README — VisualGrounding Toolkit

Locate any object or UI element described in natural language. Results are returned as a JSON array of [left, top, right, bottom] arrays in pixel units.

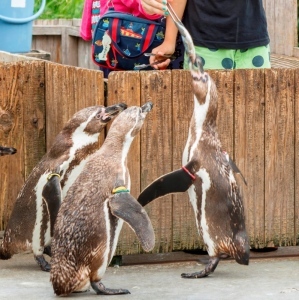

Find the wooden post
[[264, 68, 295, 246], [107, 71, 142, 255], [263, 0, 298, 56], [234, 69, 266, 248], [0, 61, 46, 229]]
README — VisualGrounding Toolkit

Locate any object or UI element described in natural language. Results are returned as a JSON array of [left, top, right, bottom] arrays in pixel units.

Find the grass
[[34, 0, 84, 19]]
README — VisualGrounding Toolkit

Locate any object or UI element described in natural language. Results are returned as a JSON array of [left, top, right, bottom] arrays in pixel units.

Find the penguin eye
[[95, 113, 102, 119]]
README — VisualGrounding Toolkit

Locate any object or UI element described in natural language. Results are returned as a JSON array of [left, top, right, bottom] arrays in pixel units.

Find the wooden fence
[[1, 54, 299, 255], [32, 19, 97, 69]]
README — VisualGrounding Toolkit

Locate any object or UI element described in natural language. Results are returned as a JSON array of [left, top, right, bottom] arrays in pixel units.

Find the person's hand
[[141, 0, 173, 16], [149, 40, 176, 70]]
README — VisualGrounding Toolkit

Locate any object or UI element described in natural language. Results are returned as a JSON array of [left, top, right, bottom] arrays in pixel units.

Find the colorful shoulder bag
[[92, 9, 167, 71]]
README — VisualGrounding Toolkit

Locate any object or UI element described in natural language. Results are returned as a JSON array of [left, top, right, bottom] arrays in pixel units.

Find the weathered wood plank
[[263, 0, 297, 56], [271, 54, 299, 69], [32, 36, 61, 63], [234, 69, 265, 248], [22, 62, 46, 177], [171, 70, 201, 251], [265, 68, 295, 247], [263, 0, 274, 51], [210, 70, 234, 154], [107, 71, 142, 255], [0, 51, 38, 63], [33, 26, 64, 35], [62, 29, 78, 66], [295, 69, 299, 246], [78, 40, 98, 70], [139, 70, 173, 253], [45, 62, 104, 148], [0, 61, 46, 229]]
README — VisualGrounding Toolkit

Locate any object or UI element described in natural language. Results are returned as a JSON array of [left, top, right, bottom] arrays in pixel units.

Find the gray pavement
[[1, 252, 299, 300]]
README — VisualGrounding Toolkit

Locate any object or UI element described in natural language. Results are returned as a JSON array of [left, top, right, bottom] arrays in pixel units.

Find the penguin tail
[[233, 231, 250, 266], [51, 257, 89, 296], [0, 243, 12, 260], [235, 250, 249, 266]]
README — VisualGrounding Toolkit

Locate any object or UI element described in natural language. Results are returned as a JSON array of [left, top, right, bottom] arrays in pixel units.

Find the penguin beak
[[0, 146, 17, 156], [105, 103, 127, 116], [141, 101, 153, 113], [99, 103, 128, 122]]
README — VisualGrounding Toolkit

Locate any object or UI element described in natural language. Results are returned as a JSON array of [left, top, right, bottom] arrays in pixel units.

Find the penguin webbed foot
[[34, 254, 51, 272], [181, 270, 209, 278], [91, 281, 130, 295], [181, 256, 220, 279]]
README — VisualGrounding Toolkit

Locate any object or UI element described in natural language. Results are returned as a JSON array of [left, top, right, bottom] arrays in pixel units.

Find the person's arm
[[140, 0, 187, 69], [121, 0, 162, 19], [80, 0, 93, 41]]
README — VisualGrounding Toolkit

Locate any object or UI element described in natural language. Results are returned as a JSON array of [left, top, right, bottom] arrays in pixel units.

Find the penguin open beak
[[141, 101, 153, 113], [0, 146, 17, 156], [100, 103, 128, 122]]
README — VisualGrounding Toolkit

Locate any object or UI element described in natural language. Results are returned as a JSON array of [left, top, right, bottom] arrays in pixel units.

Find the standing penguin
[[0, 146, 17, 156], [0, 103, 127, 272], [50, 102, 154, 296], [137, 4, 249, 278]]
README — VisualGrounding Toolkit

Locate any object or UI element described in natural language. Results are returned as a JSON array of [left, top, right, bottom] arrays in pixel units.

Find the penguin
[[137, 4, 249, 278], [0, 146, 17, 156], [50, 102, 154, 296], [0, 103, 127, 272]]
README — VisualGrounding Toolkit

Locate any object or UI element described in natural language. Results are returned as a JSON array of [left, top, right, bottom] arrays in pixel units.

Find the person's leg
[[184, 46, 236, 70], [234, 45, 271, 69], [184, 45, 271, 70]]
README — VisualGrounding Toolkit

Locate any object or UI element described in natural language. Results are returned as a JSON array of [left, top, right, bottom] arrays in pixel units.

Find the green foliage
[[34, 0, 85, 19]]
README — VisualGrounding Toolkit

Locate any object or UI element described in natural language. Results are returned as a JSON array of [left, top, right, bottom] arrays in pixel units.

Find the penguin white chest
[[96, 200, 124, 279], [189, 168, 216, 256], [32, 174, 51, 253]]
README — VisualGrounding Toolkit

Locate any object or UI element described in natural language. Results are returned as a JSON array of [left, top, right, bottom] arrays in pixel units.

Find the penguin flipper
[[109, 193, 155, 252], [221, 150, 247, 186], [137, 162, 196, 207], [227, 157, 247, 186], [42, 173, 62, 236]]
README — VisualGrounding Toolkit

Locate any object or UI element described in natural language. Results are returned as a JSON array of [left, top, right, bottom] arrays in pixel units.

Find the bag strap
[[142, 24, 156, 52], [111, 18, 119, 42]]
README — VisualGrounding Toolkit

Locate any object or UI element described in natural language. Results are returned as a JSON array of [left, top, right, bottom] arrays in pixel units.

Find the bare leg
[[91, 281, 130, 295], [181, 256, 220, 278], [34, 254, 51, 272]]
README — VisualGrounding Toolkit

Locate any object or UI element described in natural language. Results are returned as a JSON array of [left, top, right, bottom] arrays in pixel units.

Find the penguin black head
[[77, 103, 127, 135]]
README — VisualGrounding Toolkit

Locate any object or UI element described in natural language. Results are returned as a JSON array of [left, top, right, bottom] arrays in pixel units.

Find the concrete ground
[[1, 252, 299, 300]]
